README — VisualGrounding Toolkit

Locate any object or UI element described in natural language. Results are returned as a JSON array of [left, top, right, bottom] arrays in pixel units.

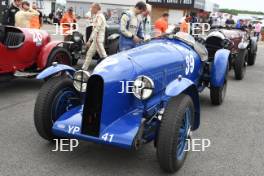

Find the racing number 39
[[185, 55, 195, 75]]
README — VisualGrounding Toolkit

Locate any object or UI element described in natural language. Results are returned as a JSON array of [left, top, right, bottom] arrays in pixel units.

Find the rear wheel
[[234, 49, 247, 80], [47, 47, 72, 67], [34, 76, 80, 141], [157, 94, 194, 173]]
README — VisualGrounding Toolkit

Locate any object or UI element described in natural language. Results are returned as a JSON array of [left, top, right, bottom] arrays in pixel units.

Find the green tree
[[219, 9, 264, 15]]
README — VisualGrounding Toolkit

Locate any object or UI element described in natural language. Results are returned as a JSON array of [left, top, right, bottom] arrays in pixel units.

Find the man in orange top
[[154, 13, 169, 36], [60, 7, 77, 37], [180, 15, 190, 33], [30, 2, 42, 29]]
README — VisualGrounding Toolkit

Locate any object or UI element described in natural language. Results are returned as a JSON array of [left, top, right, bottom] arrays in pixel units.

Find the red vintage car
[[0, 25, 72, 80]]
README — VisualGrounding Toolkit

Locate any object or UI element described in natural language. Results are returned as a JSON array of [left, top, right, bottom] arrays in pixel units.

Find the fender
[[165, 78, 194, 97], [165, 78, 200, 130], [37, 64, 76, 80], [210, 49, 230, 87], [37, 40, 63, 69]]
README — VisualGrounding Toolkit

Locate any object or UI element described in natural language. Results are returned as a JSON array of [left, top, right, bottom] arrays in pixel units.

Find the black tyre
[[47, 47, 72, 67], [0, 74, 14, 82], [234, 49, 247, 80], [157, 94, 194, 173], [248, 45, 257, 66], [210, 77, 227, 105], [34, 76, 80, 141]]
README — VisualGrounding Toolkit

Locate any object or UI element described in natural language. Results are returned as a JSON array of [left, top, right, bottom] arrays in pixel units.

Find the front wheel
[[210, 61, 228, 105], [157, 94, 194, 173], [210, 78, 227, 105], [34, 76, 80, 141], [234, 49, 247, 80]]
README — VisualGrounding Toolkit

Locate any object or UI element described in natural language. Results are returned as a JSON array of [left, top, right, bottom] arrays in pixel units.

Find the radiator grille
[[4, 32, 24, 47], [81, 75, 104, 137]]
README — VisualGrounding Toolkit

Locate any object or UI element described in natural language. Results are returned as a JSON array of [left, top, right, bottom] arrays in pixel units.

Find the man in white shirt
[[82, 3, 107, 70]]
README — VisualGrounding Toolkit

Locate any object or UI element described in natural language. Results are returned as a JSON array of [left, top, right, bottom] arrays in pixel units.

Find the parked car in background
[[34, 32, 229, 173], [0, 25, 74, 81], [62, 24, 119, 65], [205, 27, 258, 80], [63, 31, 86, 65], [85, 23, 120, 56]]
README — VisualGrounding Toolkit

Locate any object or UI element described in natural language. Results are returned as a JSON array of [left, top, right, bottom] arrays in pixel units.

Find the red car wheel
[[47, 47, 72, 66]]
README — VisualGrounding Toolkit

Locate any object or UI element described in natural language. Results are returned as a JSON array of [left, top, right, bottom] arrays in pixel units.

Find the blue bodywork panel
[[37, 64, 76, 79], [210, 49, 230, 87], [165, 78, 195, 97]]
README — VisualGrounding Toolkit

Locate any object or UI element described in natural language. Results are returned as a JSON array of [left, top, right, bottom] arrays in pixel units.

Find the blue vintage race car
[[34, 32, 229, 173]]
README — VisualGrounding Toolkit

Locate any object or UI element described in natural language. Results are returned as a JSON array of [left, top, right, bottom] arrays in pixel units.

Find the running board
[[14, 71, 38, 77]]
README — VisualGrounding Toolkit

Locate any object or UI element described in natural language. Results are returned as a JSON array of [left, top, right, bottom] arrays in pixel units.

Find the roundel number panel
[[185, 54, 195, 75]]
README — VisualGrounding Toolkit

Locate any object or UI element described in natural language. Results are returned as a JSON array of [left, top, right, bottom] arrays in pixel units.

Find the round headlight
[[73, 70, 90, 92], [132, 75, 154, 100], [73, 35, 81, 42]]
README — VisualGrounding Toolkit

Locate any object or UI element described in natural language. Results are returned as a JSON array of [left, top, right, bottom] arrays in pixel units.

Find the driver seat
[[193, 42, 208, 62]]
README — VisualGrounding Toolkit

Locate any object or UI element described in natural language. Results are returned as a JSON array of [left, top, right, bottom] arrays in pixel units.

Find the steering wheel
[[222, 38, 234, 49]]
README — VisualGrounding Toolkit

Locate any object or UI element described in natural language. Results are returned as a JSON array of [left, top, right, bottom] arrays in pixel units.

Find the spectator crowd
[[2, 0, 42, 28]]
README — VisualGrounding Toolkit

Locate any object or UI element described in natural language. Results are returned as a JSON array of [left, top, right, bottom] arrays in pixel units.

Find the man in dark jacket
[[2, 0, 22, 26]]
